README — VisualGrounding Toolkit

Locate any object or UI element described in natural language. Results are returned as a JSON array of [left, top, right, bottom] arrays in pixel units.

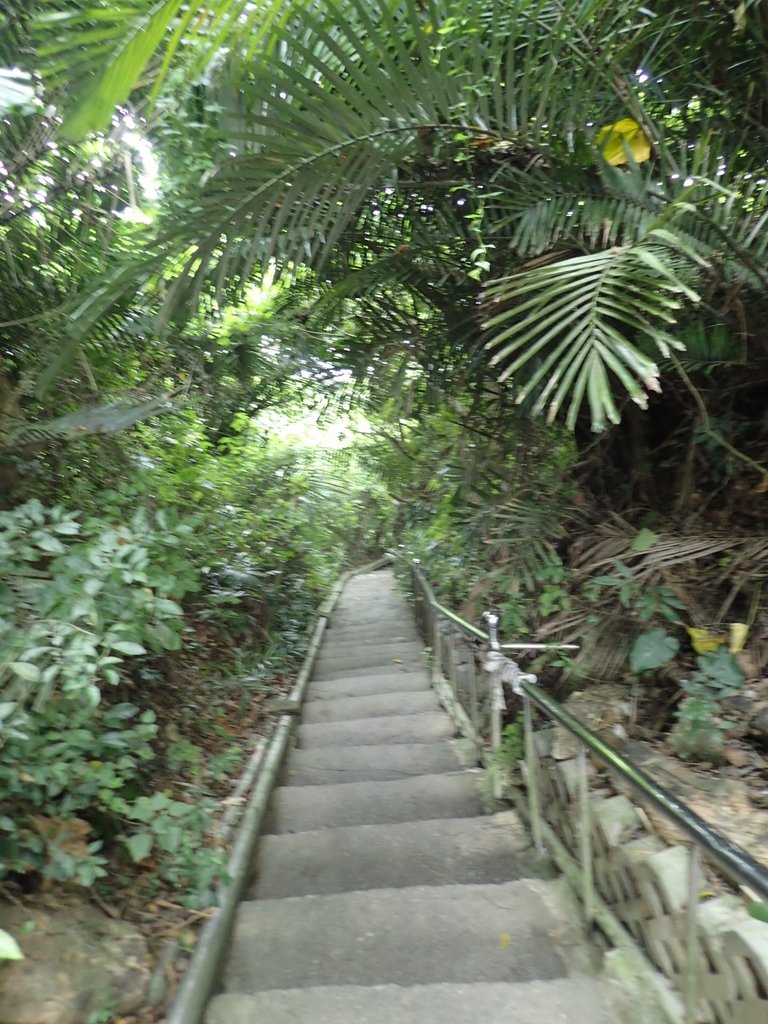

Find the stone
[[0, 901, 150, 1024]]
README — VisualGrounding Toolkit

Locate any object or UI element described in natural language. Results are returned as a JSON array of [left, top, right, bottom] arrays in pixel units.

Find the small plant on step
[[669, 648, 744, 762], [492, 719, 525, 772], [583, 559, 685, 623], [536, 553, 572, 620]]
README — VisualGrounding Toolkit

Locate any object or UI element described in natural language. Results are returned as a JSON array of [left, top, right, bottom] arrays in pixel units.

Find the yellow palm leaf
[[597, 118, 651, 166], [729, 622, 749, 653], [686, 626, 726, 654]]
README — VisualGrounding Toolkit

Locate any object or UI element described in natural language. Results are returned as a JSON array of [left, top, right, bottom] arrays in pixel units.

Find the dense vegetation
[[1, 0, 767, 970]]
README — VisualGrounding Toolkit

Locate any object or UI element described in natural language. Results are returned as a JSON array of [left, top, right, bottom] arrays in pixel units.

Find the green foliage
[[682, 649, 745, 703], [22, 0, 767, 433], [0, 700, 156, 885], [492, 719, 525, 770], [117, 791, 227, 908], [0, 499, 196, 727], [391, 398, 578, 626], [669, 650, 745, 762], [629, 629, 680, 674], [2, 0, 767, 914], [537, 554, 572, 620], [584, 560, 685, 623], [0, 408, 391, 904], [0, 928, 23, 960]]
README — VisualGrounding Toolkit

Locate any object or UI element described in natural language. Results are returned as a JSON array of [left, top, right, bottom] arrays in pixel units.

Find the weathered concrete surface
[[0, 901, 150, 1024], [308, 671, 429, 700], [297, 711, 455, 748], [312, 654, 426, 680], [250, 812, 548, 898], [266, 772, 483, 833], [208, 977, 623, 1024], [281, 741, 461, 785], [301, 689, 438, 724], [224, 881, 568, 991]]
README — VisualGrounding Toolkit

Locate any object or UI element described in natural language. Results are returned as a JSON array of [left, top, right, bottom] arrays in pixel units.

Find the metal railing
[[408, 558, 768, 1024]]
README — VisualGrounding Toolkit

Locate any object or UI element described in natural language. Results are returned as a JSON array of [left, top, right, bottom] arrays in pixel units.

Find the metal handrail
[[410, 563, 489, 641], [522, 683, 768, 902], [409, 559, 768, 902]]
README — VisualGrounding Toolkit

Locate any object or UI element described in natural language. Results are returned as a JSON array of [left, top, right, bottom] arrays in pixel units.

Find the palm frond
[[34, 0, 321, 139], [0, 393, 176, 451], [482, 245, 697, 431]]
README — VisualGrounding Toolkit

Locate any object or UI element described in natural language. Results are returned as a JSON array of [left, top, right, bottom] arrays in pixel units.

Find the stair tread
[[208, 978, 620, 1024], [281, 741, 461, 785], [224, 880, 573, 992], [301, 689, 438, 724], [307, 672, 430, 700], [250, 811, 551, 898], [268, 771, 483, 832], [297, 711, 454, 748]]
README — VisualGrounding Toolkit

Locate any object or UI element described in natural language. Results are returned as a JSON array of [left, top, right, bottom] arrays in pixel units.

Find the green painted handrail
[[410, 559, 768, 903]]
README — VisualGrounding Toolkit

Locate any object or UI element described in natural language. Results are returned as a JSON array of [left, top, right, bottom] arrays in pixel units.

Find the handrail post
[[523, 691, 544, 853], [490, 679, 503, 799], [447, 619, 458, 701], [577, 746, 595, 927], [484, 611, 503, 799], [431, 599, 441, 691], [467, 655, 480, 763], [685, 843, 701, 1024]]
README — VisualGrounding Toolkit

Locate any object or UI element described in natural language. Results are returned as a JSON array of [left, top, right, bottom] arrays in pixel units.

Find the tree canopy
[[3, 0, 765, 435], [2, 0, 768, 967]]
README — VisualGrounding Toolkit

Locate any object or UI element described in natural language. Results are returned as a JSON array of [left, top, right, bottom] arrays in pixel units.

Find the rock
[[723, 746, 750, 768], [751, 706, 768, 740], [0, 901, 150, 1024], [551, 684, 634, 760]]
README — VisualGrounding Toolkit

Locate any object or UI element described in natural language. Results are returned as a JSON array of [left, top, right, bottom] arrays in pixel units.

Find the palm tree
[[26, 0, 768, 434]]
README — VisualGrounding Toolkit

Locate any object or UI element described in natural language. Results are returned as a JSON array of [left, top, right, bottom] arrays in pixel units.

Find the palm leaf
[[482, 245, 696, 431], [0, 393, 176, 451], [34, 0, 325, 139]]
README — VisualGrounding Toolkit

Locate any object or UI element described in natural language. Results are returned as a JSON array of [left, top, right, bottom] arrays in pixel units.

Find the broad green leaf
[[156, 825, 182, 853], [125, 831, 153, 863], [631, 528, 660, 553], [630, 629, 680, 673], [696, 648, 744, 688], [34, 534, 66, 554], [110, 641, 147, 656], [0, 929, 24, 961], [748, 902, 768, 924], [8, 662, 42, 683]]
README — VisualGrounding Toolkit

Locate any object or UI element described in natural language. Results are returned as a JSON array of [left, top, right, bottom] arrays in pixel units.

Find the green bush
[[0, 701, 156, 886], [1, 499, 197, 725]]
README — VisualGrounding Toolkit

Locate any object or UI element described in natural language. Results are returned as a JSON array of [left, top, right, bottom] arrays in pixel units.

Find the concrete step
[[281, 741, 460, 786], [313, 642, 425, 677], [328, 616, 413, 634], [250, 811, 542, 897], [208, 977, 620, 1024], [297, 712, 454, 749], [301, 690, 438, 725], [266, 772, 483, 833], [320, 635, 422, 654], [307, 672, 430, 700], [323, 625, 419, 643], [223, 880, 570, 992], [313, 656, 425, 681]]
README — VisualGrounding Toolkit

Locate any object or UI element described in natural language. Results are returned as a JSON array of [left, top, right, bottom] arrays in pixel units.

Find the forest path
[[205, 568, 623, 1023]]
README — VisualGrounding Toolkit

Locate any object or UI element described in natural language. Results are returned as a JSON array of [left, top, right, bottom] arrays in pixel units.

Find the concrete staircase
[[206, 568, 623, 1023]]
